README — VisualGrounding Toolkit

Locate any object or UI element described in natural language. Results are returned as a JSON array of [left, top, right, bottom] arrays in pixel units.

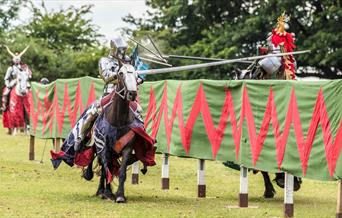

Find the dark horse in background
[[51, 62, 156, 203], [224, 60, 302, 198]]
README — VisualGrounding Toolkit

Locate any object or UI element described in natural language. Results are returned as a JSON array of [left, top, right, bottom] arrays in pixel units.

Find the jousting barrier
[[29, 77, 342, 217]]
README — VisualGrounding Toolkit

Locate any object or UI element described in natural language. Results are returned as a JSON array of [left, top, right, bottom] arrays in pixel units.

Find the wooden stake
[[284, 173, 294, 217], [197, 159, 206, 198], [239, 166, 248, 207], [161, 153, 170, 189], [54, 138, 60, 152], [29, 135, 35, 160]]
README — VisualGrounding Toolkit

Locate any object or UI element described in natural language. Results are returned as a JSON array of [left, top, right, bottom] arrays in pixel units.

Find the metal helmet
[[110, 34, 128, 60], [40, 77, 50, 85]]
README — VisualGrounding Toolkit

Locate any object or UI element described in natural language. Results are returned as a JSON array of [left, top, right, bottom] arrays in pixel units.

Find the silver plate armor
[[257, 34, 282, 75], [258, 56, 282, 75], [110, 34, 128, 60], [110, 35, 128, 51], [4, 65, 20, 88], [98, 56, 119, 94]]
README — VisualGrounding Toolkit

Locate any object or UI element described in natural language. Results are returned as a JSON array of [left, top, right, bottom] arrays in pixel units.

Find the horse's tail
[[82, 159, 94, 181]]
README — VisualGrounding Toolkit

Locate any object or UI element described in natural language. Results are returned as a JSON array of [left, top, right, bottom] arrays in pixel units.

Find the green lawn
[[0, 126, 338, 218]]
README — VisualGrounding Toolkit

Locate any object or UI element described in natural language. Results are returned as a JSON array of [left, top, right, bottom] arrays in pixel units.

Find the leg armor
[[80, 108, 99, 139], [74, 102, 101, 151]]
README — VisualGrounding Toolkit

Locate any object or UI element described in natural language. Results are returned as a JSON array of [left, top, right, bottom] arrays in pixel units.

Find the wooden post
[[161, 153, 170, 189], [197, 159, 206, 198], [337, 180, 342, 218], [131, 161, 139, 184], [284, 172, 294, 218], [29, 135, 35, 160], [239, 166, 248, 207], [54, 138, 61, 152]]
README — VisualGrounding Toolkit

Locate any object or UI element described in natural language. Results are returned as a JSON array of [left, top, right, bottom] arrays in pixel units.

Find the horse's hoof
[[293, 177, 302, 191], [293, 183, 301, 191], [274, 177, 284, 189], [263, 190, 276, 198], [102, 192, 115, 201], [82, 168, 94, 181], [116, 196, 126, 203], [141, 168, 147, 175], [96, 188, 104, 197]]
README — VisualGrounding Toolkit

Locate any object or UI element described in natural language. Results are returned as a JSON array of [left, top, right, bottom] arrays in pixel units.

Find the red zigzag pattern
[[30, 81, 97, 137], [144, 82, 342, 176]]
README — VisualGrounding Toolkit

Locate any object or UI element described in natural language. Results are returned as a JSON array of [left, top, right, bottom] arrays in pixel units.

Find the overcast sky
[[19, 0, 149, 39]]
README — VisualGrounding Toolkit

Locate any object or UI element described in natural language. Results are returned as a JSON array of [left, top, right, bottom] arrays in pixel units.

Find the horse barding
[[51, 62, 156, 203], [2, 64, 32, 134]]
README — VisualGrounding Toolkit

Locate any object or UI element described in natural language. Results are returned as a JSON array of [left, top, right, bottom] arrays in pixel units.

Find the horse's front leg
[[261, 171, 276, 198], [141, 163, 148, 175], [274, 172, 285, 188], [97, 165, 106, 197], [116, 145, 133, 203], [97, 157, 114, 201]]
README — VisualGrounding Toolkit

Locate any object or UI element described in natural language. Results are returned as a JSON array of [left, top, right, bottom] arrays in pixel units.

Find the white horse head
[[117, 63, 138, 101], [15, 66, 31, 96]]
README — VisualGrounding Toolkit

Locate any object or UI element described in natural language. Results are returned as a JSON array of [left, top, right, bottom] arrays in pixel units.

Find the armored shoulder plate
[[98, 57, 120, 94], [99, 57, 118, 73], [4, 66, 19, 87]]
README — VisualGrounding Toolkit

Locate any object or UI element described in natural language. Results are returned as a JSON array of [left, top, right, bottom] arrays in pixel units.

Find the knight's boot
[[75, 112, 98, 151]]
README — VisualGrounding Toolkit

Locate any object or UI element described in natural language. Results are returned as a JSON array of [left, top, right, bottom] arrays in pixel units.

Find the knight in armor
[[259, 12, 297, 80], [1, 45, 30, 112], [264, 12, 296, 79], [240, 12, 297, 80], [65, 34, 144, 152], [40, 77, 50, 85]]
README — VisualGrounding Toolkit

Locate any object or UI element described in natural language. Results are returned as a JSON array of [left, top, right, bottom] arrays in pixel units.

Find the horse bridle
[[115, 85, 127, 99], [115, 69, 130, 100], [114, 64, 138, 100]]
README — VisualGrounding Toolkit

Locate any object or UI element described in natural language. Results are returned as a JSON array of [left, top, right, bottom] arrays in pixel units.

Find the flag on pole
[[131, 45, 149, 79]]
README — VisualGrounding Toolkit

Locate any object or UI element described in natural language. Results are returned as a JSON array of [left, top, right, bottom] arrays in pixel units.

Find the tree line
[[126, 0, 342, 80], [0, 0, 106, 89]]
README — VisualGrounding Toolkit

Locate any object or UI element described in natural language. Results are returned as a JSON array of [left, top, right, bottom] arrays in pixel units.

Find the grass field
[[0, 126, 339, 218]]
